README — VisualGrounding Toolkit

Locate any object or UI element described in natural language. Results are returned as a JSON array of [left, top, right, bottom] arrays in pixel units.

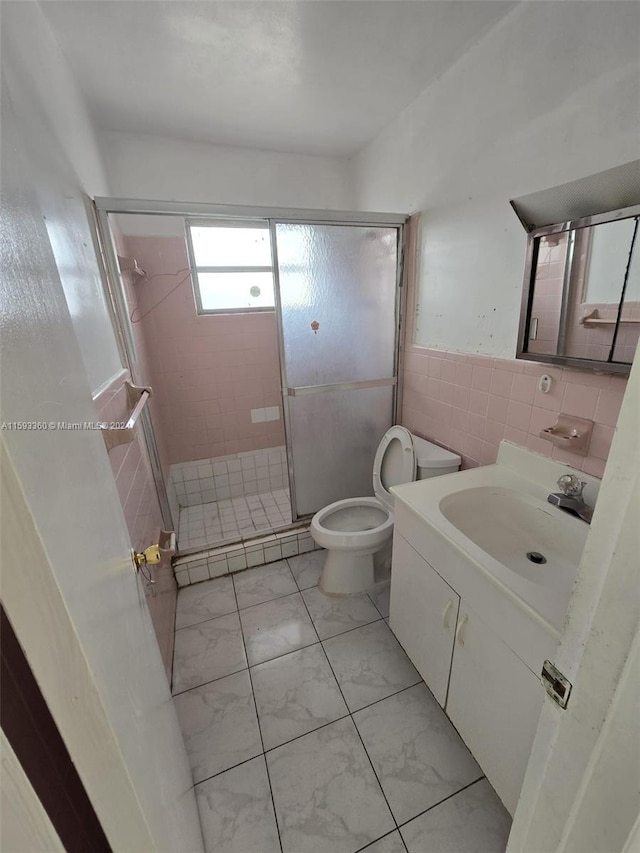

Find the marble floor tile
[[240, 592, 318, 666], [174, 670, 262, 782], [251, 643, 348, 750], [353, 683, 482, 825], [266, 716, 395, 853], [233, 561, 297, 609], [175, 576, 237, 630], [288, 550, 325, 590], [196, 756, 280, 853], [323, 621, 420, 712], [401, 779, 511, 853], [302, 586, 381, 640], [361, 831, 407, 853], [368, 581, 391, 619], [173, 612, 247, 694]]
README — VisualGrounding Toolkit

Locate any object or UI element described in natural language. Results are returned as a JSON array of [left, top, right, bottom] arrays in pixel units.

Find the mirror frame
[[517, 203, 640, 376]]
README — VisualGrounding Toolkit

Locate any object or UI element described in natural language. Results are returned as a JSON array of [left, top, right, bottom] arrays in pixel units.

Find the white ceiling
[[42, 1, 516, 157]]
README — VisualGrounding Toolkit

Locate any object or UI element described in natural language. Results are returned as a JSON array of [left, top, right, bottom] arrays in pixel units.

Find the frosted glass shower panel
[[275, 224, 398, 387], [288, 387, 394, 516]]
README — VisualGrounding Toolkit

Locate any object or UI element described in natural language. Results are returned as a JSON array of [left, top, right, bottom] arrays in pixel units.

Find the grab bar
[[101, 381, 152, 451]]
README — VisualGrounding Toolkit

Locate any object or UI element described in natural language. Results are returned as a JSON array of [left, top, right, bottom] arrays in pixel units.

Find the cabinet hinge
[[541, 660, 572, 709]]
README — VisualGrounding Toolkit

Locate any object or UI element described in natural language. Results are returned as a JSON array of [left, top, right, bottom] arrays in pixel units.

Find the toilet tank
[[411, 435, 461, 480]]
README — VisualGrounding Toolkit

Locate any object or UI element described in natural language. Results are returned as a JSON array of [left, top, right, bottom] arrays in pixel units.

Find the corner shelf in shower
[[101, 381, 153, 452]]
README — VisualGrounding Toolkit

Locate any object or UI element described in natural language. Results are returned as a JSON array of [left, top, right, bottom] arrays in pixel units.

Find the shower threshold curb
[[172, 522, 320, 587]]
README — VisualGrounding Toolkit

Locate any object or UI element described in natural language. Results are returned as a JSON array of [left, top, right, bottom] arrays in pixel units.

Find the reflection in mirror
[[520, 207, 640, 373], [613, 232, 640, 362]]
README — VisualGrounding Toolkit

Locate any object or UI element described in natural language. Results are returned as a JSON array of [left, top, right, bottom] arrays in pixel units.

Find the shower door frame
[[268, 217, 406, 521], [93, 197, 407, 529]]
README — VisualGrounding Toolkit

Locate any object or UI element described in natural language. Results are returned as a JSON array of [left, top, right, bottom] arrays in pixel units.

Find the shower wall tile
[[121, 235, 285, 468], [168, 445, 288, 508]]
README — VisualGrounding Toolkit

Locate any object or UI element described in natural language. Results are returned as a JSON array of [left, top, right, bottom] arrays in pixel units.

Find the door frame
[[93, 198, 407, 523], [507, 343, 640, 851], [91, 201, 174, 532], [0, 437, 159, 850]]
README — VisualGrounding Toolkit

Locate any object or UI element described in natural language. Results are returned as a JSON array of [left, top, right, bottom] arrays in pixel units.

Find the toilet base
[[318, 549, 377, 596]]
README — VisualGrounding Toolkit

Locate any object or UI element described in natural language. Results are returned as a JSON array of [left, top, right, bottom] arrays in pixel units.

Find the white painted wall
[[100, 129, 354, 211], [1, 2, 122, 392], [353, 2, 640, 358]]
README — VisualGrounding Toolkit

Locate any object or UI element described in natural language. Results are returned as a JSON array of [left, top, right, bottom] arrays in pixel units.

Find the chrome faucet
[[548, 474, 593, 524]]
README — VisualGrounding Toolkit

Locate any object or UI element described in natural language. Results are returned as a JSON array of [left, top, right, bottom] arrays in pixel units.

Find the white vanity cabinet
[[446, 601, 544, 815], [390, 535, 459, 707], [390, 531, 546, 816]]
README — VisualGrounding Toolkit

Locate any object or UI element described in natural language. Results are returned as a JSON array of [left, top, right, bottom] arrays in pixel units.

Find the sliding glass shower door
[[273, 222, 401, 517]]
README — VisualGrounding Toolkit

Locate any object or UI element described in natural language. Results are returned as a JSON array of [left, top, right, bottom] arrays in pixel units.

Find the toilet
[[310, 426, 461, 595]]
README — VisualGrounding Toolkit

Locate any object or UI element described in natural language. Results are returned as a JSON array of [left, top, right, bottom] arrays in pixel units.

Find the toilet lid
[[373, 426, 417, 511]]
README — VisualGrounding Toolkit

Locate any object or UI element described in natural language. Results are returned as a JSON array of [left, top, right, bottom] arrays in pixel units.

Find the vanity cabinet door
[[389, 534, 459, 707], [446, 602, 544, 816]]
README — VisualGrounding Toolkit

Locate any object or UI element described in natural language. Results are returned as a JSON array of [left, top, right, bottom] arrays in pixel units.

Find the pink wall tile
[[452, 385, 470, 411], [510, 374, 537, 405], [471, 365, 493, 392], [401, 342, 630, 478], [454, 361, 473, 387], [594, 387, 625, 427], [469, 390, 489, 417], [562, 383, 600, 420], [506, 400, 532, 432], [122, 235, 285, 465], [486, 394, 509, 424], [484, 419, 506, 447], [490, 369, 513, 399]]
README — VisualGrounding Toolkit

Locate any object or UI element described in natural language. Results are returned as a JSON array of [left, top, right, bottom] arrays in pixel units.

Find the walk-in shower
[[96, 200, 405, 555]]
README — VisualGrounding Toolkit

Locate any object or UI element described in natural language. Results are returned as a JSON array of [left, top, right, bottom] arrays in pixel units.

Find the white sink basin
[[392, 442, 597, 633], [439, 486, 586, 588]]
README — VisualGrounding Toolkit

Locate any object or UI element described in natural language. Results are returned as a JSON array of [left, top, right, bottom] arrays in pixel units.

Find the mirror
[[518, 205, 640, 374]]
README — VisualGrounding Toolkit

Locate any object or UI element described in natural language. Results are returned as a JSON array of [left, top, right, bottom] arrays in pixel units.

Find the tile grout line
[[173, 577, 391, 698], [354, 828, 408, 853], [177, 567, 483, 851], [175, 586, 301, 634], [295, 590, 407, 851], [394, 775, 487, 836], [191, 679, 427, 783], [231, 572, 285, 853]]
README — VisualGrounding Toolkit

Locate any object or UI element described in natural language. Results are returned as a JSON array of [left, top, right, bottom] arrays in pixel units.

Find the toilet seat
[[372, 425, 417, 510], [311, 425, 418, 551], [311, 426, 456, 595]]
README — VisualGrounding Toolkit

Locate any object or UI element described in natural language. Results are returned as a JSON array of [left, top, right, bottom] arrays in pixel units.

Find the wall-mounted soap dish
[[539, 414, 593, 456]]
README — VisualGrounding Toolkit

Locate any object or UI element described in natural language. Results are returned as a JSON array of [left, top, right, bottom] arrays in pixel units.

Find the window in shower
[[187, 219, 275, 313]]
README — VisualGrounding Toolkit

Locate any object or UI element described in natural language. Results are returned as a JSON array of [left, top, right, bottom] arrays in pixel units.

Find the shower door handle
[[285, 377, 397, 397]]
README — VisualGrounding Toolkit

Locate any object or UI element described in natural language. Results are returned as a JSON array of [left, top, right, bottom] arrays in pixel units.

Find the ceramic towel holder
[[539, 414, 594, 456]]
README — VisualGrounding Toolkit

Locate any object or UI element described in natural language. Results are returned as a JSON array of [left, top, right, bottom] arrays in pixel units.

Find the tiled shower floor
[[172, 552, 512, 853], [178, 489, 292, 549]]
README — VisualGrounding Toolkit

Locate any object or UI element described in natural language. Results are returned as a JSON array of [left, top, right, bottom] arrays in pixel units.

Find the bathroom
[[1, 2, 639, 852]]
